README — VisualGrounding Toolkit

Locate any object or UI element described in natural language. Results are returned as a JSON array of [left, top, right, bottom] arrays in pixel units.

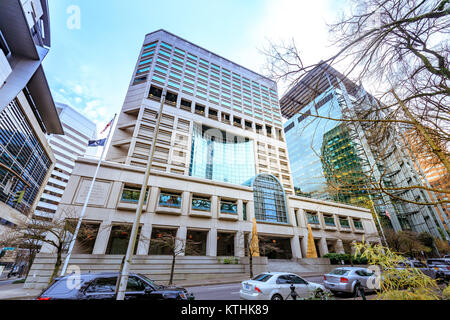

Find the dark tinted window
[[127, 277, 146, 292], [86, 277, 117, 293], [44, 279, 77, 296], [330, 269, 349, 275], [413, 262, 426, 268], [276, 275, 291, 284], [289, 275, 307, 285], [252, 274, 273, 282]]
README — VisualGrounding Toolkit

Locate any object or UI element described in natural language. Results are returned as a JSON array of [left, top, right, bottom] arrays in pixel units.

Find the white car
[[240, 272, 325, 300]]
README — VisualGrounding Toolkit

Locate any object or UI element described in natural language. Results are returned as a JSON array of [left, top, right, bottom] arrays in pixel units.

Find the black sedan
[[36, 272, 195, 300]]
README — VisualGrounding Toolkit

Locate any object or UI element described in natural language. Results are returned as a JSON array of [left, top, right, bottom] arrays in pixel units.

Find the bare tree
[[149, 232, 201, 285], [262, 0, 449, 211], [242, 234, 282, 278], [0, 208, 98, 284]]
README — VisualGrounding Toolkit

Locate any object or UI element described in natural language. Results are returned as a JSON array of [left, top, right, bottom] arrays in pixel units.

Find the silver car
[[240, 272, 325, 300], [323, 267, 377, 296]]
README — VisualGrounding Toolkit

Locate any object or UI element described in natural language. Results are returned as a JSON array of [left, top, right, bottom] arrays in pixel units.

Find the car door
[[125, 276, 148, 300], [289, 275, 310, 298], [354, 269, 371, 289], [275, 275, 293, 299], [83, 277, 117, 300]]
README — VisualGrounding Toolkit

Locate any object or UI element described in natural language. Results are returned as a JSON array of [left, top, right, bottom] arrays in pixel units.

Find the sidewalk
[[0, 283, 42, 300]]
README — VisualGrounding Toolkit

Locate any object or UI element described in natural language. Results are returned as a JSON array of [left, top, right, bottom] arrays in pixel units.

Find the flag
[[100, 118, 114, 134], [385, 209, 391, 220], [88, 138, 106, 147]]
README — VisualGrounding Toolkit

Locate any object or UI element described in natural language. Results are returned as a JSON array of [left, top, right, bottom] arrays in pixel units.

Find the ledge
[[218, 212, 239, 221], [339, 227, 352, 233], [354, 229, 365, 234], [155, 206, 182, 216], [309, 223, 322, 229], [189, 209, 212, 218], [324, 225, 337, 231]]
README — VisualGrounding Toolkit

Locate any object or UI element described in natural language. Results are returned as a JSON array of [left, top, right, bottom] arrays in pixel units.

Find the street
[[187, 275, 373, 300]]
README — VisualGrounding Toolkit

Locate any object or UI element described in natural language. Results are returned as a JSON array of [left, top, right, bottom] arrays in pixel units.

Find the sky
[[44, 0, 345, 134]]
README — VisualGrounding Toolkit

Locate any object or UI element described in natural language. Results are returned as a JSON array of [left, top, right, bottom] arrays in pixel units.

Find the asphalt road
[[187, 275, 374, 300]]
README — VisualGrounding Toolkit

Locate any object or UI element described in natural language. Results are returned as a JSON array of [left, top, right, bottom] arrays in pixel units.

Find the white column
[[290, 236, 302, 259], [211, 195, 219, 219], [300, 236, 308, 258], [206, 228, 217, 257], [234, 231, 245, 257], [176, 226, 187, 256], [92, 222, 112, 254], [319, 237, 329, 257], [237, 200, 243, 221], [136, 223, 152, 255]]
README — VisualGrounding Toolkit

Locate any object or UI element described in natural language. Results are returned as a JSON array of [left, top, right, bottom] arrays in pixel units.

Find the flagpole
[[60, 113, 117, 276]]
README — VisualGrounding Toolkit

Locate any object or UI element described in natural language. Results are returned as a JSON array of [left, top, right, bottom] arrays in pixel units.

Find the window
[[159, 192, 182, 208], [243, 202, 247, 221], [180, 99, 192, 112], [307, 212, 320, 224], [149, 85, 163, 100], [253, 174, 288, 224], [220, 200, 237, 214], [195, 104, 205, 115], [86, 277, 117, 293], [192, 195, 211, 211], [252, 274, 273, 282], [126, 277, 147, 292], [121, 186, 148, 203], [208, 108, 218, 120], [324, 215, 335, 226], [353, 219, 363, 230], [233, 117, 241, 127], [165, 91, 177, 105], [339, 217, 350, 228]]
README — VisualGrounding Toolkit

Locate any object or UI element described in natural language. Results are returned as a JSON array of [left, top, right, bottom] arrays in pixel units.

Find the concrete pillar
[[147, 186, 159, 212], [176, 226, 187, 256], [336, 239, 345, 254], [237, 199, 243, 221], [290, 236, 302, 259], [300, 236, 308, 258], [181, 191, 190, 215], [206, 228, 217, 257], [211, 195, 219, 219], [136, 223, 152, 255], [92, 222, 112, 254], [289, 208, 297, 227], [234, 231, 245, 257], [319, 237, 329, 257], [247, 200, 255, 221]]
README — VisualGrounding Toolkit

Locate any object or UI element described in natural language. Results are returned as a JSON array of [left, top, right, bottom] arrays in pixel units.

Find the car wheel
[[271, 294, 283, 301]]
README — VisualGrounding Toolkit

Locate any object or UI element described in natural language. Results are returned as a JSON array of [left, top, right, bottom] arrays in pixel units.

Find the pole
[[116, 92, 166, 300], [60, 114, 117, 276], [368, 194, 388, 247]]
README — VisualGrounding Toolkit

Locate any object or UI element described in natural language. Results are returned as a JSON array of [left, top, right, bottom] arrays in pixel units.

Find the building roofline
[[144, 29, 276, 87]]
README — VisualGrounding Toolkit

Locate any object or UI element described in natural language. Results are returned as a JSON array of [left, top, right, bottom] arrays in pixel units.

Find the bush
[[324, 253, 368, 265]]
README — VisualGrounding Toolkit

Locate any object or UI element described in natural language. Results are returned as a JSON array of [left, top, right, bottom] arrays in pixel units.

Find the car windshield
[[137, 274, 160, 289], [329, 269, 349, 275], [252, 274, 273, 282]]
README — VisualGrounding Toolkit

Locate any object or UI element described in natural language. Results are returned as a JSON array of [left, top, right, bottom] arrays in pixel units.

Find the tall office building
[[280, 63, 449, 239], [0, 0, 63, 234], [34, 103, 97, 221], [30, 31, 380, 288], [106, 30, 294, 194]]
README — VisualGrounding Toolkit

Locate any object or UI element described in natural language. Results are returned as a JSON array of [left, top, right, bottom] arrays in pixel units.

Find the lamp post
[[116, 92, 166, 300]]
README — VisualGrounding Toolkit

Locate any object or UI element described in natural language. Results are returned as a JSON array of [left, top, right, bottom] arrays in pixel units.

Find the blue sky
[[44, 0, 342, 133]]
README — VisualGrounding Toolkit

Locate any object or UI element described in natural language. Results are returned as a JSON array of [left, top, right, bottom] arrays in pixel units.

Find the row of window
[[306, 211, 364, 230], [120, 186, 241, 216], [138, 41, 283, 125], [149, 85, 284, 136]]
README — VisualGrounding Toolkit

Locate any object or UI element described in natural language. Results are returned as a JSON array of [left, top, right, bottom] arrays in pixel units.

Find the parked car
[[323, 267, 378, 296], [240, 272, 325, 300], [37, 272, 194, 300], [395, 259, 438, 279], [426, 258, 450, 282]]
